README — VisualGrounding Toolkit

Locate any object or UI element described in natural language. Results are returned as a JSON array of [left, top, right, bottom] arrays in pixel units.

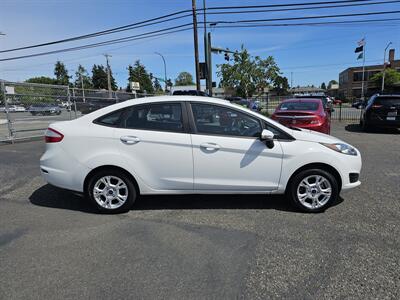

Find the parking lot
[[0, 121, 399, 299]]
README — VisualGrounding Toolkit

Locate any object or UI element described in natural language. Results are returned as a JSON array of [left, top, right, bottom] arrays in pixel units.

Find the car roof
[[375, 94, 400, 98]]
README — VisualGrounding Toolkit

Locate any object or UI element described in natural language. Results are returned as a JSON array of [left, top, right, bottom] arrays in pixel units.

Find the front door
[[190, 103, 283, 191]]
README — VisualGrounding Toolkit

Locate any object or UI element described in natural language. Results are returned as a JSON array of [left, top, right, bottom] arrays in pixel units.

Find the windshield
[[279, 101, 319, 111]]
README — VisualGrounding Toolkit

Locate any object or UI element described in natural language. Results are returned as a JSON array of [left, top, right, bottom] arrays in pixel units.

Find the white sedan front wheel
[[288, 169, 339, 213]]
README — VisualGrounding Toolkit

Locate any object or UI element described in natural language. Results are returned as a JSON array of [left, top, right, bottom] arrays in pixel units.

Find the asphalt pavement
[[0, 121, 399, 299]]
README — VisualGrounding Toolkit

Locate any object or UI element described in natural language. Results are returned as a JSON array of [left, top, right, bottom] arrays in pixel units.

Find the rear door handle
[[120, 136, 140, 145], [200, 143, 220, 151]]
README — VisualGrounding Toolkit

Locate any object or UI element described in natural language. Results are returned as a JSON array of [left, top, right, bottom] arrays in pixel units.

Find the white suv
[[40, 96, 362, 213]]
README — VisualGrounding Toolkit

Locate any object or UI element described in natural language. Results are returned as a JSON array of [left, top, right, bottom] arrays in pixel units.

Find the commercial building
[[338, 49, 400, 100]]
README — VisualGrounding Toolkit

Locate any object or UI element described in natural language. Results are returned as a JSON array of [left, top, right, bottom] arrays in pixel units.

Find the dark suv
[[360, 94, 400, 131]]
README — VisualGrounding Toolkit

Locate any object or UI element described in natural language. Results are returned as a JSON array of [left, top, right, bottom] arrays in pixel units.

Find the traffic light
[[224, 53, 230, 61]]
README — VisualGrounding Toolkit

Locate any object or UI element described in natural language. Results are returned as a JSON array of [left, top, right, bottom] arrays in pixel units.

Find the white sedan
[[40, 96, 362, 213]]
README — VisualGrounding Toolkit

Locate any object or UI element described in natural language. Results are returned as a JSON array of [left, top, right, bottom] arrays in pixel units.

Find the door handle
[[200, 143, 220, 151], [120, 136, 140, 145]]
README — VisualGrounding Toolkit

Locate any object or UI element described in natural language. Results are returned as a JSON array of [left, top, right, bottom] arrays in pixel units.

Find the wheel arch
[[83, 165, 140, 195], [285, 162, 342, 193]]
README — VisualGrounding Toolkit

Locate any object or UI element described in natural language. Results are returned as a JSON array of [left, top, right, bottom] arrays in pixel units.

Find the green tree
[[127, 60, 154, 93], [371, 69, 400, 92], [25, 76, 57, 85], [153, 77, 163, 93], [74, 65, 92, 89], [175, 71, 194, 86], [321, 82, 327, 90], [327, 79, 338, 89], [272, 76, 289, 96], [54, 61, 70, 85], [92, 64, 108, 89], [217, 45, 281, 98]]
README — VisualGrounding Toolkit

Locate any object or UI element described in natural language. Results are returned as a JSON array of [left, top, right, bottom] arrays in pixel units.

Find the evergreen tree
[[321, 82, 327, 90], [54, 61, 70, 85], [91, 64, 108, 89], [74, 65, 92, 89], [127, 60, 154, 94]]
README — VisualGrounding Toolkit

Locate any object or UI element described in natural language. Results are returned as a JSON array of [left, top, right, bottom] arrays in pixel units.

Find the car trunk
[[371, 98, 400, 121], [274, 111, 319, 126]]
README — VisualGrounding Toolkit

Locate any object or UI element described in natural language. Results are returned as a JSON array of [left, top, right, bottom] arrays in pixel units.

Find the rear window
[[279, 101, 319, 111], [374, 97, 400, 106]]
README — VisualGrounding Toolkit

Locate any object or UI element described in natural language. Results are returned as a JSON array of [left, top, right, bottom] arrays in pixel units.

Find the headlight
[[321, 143, 357, 156]]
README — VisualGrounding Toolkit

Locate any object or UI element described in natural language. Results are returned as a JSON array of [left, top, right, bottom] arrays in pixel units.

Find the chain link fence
[[1, 81, 362, 143], [0, 81, 146, 143]]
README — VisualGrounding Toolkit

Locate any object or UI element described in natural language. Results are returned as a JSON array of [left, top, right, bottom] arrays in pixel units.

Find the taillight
[[371, 104, 382, 109], [45, 128, 64, 143]]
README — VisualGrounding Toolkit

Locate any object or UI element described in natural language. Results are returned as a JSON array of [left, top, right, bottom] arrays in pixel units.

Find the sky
[[1, 0, 399, 89]]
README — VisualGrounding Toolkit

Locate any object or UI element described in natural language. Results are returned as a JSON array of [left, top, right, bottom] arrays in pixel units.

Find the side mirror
[[260, 129, 275, 149]]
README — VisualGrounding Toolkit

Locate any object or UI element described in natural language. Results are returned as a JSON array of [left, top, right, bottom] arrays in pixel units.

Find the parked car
[[352, 100, 364, 109], [333, 98, 342, 105], [172, 90, 210, 97], [0, 105, 26, 112], [271, 99, 331, 134], [294, 95, 334, 113], [76, 100, 117, 114], [40, 96, 361, 214], [360, 94, 400, 131], [28, 103, 61, 115]]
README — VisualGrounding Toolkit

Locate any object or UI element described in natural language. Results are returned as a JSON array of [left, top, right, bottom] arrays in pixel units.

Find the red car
[[271, 98, 331, 134]]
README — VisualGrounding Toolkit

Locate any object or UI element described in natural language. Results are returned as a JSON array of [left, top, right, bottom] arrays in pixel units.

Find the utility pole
[[80, 71, 86, 102], [382, 42, 392, 93], [155, 52, 167, 92], [360, 41, 366, 101], [290, 72, 293, 88], [203, 0, 208, 94], [104, 54, 112, 99], [192, 0, 201, 91], [207, 32, 213, 96]]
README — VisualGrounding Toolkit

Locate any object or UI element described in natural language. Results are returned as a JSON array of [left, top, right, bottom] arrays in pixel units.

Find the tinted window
[[95, 109, 124, 126], [122, 103, 183, 132], [374, 97, 400, 106], [280, 101, 319, 111], [191, 103, 262, 137]]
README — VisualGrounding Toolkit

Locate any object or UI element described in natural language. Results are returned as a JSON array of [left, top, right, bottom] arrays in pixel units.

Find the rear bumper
[[40, 144, 90, 192]]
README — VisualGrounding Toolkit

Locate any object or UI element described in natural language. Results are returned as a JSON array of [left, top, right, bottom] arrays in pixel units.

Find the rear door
[[189, 102, 283, 191], [112, 102, 194, 191]]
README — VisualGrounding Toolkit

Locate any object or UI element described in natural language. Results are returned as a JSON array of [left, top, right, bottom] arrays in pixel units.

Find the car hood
[[289, 127, 344, 144]]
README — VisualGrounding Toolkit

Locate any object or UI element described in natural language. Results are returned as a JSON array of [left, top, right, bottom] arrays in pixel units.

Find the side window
[[95, 109, 124, 126], [191, 103, 262, 137], [122, 103, 184, 133]]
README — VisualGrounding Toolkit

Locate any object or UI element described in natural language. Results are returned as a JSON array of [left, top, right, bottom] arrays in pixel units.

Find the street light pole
[[155, 52, 167, 92], [382, 42, 392, 93]]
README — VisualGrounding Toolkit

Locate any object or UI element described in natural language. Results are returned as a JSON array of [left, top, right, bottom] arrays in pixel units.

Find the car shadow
[[345, 123, 400, 134], [29, 184, 97, 214], [30, 184, 344, 214]]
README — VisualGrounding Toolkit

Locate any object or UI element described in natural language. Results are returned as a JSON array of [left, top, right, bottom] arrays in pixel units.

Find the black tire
[[86, 169, 136, 214], [361, 119, 371, 132], [286, 168, 339, 213]]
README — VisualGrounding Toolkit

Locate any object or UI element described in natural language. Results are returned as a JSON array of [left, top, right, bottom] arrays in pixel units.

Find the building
[[339, 48, 400, 100]]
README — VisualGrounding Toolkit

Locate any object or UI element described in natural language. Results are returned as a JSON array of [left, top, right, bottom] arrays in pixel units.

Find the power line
[[207, 17, 400, 28], [205, 10, 400, 25], [200, 0, 400, 15], [205, 0, 377, 10], [0, 25, 192, 62], [0, 10, 193, 54], [0, 0, 382, 54]]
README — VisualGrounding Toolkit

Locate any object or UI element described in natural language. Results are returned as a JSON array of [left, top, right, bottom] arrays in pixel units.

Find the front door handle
[[120, 136, 140, 145], [200, 142, 220, 151]]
